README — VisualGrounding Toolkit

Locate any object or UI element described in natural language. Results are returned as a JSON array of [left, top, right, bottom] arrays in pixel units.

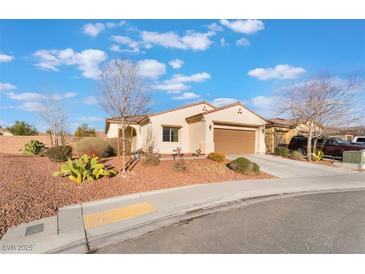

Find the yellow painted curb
[[84, 202, 156, 229]]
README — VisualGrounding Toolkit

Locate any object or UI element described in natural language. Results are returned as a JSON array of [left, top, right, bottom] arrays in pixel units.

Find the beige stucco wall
[[203, 105, 266, 154], [188, 120, 205, 153]]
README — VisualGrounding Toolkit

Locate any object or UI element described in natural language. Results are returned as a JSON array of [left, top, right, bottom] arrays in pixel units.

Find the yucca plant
[[312, 149, 324, 161], [53, 153, 117, 183], [23, 140, 46, 155]]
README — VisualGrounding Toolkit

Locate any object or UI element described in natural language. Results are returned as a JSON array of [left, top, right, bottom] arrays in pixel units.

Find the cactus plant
[[53, 154, 117, 183], [23, 140, 46, 155]]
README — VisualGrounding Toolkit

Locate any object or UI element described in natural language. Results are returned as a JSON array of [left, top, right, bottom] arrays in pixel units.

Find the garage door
[[214, 128, 256, 154]]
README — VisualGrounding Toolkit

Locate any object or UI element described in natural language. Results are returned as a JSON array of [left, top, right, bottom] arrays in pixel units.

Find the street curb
[[87, 187, 365, 253]]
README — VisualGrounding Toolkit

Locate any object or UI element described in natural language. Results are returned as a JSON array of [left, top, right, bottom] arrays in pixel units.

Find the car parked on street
[[288, 135, 365, 158], [353, 136, 365, 144]]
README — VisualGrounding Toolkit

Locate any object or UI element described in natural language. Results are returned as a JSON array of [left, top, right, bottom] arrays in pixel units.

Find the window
[[163, 127, 179, 142]]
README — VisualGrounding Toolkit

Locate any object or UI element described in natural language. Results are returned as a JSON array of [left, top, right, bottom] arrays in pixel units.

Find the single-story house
[[105, 101, 266, 155], [265, 118, 316, 153]]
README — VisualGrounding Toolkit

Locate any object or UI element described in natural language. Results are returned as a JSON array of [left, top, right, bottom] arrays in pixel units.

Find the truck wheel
[[298, 147, 306, 155]]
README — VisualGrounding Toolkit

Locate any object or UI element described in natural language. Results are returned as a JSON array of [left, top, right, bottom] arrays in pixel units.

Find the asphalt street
[[96, 190, 365, 253]]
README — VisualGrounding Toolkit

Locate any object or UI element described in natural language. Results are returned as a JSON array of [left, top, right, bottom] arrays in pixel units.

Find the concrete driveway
[[228, 154, 356, 178]]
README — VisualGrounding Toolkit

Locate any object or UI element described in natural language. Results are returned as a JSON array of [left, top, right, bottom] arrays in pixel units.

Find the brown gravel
[[0, 154, 272, 239]]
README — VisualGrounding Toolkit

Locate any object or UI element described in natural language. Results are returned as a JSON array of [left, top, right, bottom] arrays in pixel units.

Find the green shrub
[[207, 152, 225, 162], [142, 154, 160, 166], [274, 147, 289, 157], [174, 158, 187, 172], [46, 145, 72, 162], [75, 137, 114, 157], [74, 123, 97, 137], [23, 140, 46, 155], [7, 121, 38, 136], [227, 157, 260, 175], [53, 154, 117, 183], [290, 150, 305, 161]]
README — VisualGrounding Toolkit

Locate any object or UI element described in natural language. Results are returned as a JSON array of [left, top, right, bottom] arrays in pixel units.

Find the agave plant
[[23, 140, 46, 155], [53, 153, 117, 183]]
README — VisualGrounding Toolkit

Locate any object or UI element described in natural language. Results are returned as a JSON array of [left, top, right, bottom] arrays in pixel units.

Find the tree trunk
[[307, 129, 312, 162], [122, 126, 126, 173], [117, 127, 122, 172]]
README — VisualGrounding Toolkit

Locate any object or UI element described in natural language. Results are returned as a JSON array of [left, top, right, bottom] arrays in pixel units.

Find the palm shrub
[[207, 152, 225, 162], [274, 147, 289, 157], [227, 157, 260, 175], [46, 145, 73, 162], [53, 154, 117, 183], [23, 140, 46, 155]]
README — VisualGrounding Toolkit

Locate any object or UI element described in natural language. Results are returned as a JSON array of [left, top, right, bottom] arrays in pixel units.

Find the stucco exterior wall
[[203, 105, 266, 154]]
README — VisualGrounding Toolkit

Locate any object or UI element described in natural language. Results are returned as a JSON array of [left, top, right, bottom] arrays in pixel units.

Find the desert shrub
[[174, 158, 187, 172], [46, 145, 72, 162], [75, 137, 113, 157], [312, 149, 324, 161], [274, 147, 289, 157], [142, 154, 160, 166], [23, 140, 46, 156], [193, 148, 202, 157], [7, 121, 38, 136], [227, 157, 260, 175], [291, 150, 305, 161], [53, 154, 117, 183], [207, 152, 225, 162], [74, 123, 97, 137]]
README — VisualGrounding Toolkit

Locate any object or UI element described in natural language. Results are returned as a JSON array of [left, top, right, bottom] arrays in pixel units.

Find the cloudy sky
[[1, 19, 364, 131]]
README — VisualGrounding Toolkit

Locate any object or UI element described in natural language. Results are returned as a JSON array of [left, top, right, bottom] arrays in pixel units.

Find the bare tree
[[99, 59, 150, 173], [279, 75, 363, 161], [39, 100, 69, 147]]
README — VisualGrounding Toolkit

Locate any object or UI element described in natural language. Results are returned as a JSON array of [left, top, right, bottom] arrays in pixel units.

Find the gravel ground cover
[[0, 153, 272, 239]]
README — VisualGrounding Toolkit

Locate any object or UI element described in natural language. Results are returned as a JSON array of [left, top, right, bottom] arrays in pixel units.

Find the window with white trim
[[162, 127, 179, 142]]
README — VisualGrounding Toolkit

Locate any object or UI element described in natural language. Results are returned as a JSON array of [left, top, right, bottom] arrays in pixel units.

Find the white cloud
[[166, 72, 211, 84], [172, 92, 200, 100], [51, 92, 76, 101], [206, 23, 224, 33], [20, 101, 48, 112], [236, 38, 250, 47], [0, 82, 16, 91], [6, 92, 46, 101], [211, 97, 237, 107], [141, 31, 213, 51], [168, 59, 184, 69], [248, 64, 306, 80], [83, 96, 98, 105], [220, 19, 264, 34], [152, 82, 189, 92], [83, 23, 105, 37], [83, 21, 126, 37], [249, 95, 282, 117], [33, 48, 107, 80], [220, 38, 228, 47], [137, 59, 166, 79], [0, 54, 14, 62], [152, 72, 211, 93], [112, 35, 140, 53]]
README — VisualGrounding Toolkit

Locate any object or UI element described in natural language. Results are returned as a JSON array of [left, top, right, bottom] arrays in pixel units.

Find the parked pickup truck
[[288, 135, 365, 158], [353, 136, 365, 144]]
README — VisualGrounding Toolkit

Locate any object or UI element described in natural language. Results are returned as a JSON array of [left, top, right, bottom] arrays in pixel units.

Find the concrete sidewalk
[[1, 172, 365, 254]]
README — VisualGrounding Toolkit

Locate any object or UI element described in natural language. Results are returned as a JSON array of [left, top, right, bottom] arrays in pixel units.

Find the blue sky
[[1, 19, 364, 131]]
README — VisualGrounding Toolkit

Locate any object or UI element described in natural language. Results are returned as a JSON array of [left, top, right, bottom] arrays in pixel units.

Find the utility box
[[343, 150, 365, 164]]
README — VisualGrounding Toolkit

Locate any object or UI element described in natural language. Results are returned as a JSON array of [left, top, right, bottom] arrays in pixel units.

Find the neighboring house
[[265, 118, 314, 153], [325, 126, 365, 141], [105, 101, 266, 155]]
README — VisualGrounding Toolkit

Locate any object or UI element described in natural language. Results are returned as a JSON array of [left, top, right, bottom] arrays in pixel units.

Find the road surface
[[96, 190, 365, 253]]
